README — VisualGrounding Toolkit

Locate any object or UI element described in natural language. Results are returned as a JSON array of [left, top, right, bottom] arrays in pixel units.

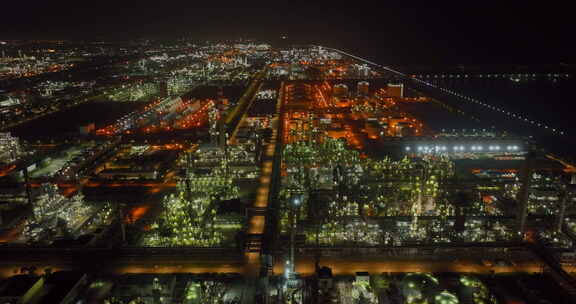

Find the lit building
[[24, 184, 112, 243], [0, 132, 22, 164], [0, 94, 20, 107], [387, 83, 404, 98], [402, 137, 526, 156]]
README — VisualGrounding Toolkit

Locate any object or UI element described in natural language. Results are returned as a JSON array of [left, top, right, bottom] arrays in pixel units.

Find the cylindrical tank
[[333, 84, 349, 98], [357, 81, 369, 96]]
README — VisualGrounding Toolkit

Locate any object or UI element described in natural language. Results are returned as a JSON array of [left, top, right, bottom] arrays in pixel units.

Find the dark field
[[8, 101, 144, 139]]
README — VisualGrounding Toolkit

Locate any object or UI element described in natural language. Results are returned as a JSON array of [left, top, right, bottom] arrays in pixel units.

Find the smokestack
[[517, 151, 535, 238]]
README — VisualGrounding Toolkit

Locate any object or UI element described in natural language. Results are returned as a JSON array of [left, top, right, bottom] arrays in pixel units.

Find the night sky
[[1, 1, 574, 64]]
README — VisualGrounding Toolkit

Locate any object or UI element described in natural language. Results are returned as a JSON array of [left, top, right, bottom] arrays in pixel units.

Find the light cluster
[[24, 184, 112, 243], [142, 147, 245, 247]]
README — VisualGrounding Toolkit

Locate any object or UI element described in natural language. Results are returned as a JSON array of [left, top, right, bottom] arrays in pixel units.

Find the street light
[[286, 191, 306, 286], [291, 194, 303, 207]]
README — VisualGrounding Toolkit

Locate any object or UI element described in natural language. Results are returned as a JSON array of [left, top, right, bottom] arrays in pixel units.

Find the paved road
[[243, 83, 282, 279], [0, 249, 246, 279], [4, 247, 574, 279], [273, 256, 552, 276]]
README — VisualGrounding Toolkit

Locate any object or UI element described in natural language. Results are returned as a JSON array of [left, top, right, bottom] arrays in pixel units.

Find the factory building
[[0, 132, 22, 163], [387, 83, 404, 98], [402, 137, 526, 155]]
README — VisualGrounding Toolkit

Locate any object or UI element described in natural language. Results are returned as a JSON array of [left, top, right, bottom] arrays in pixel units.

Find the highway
[[1, 246, 566, 279], [244, 86, 281, 279], [0, 247, 246, 279], [224, 67, 267, 142], [275, 256, 553, 276]]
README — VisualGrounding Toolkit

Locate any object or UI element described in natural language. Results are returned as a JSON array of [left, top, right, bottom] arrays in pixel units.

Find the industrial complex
[[0, 40, 575, 304]]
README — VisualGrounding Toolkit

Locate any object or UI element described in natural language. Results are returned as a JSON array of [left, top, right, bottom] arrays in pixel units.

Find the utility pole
[[23, 167, 33, 209], [118, 203, 126, 244], [287, 191, 303, 286], [290, 206, 296, 278], [556, 187, 569, 233]]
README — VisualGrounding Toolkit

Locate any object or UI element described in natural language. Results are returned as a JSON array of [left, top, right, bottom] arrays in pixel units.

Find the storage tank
[[333, 84, 349, 98], [387, 83, 404, 98], [357, 81, 369, 96]]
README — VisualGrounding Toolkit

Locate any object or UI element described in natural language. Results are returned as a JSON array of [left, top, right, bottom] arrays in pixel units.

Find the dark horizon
[[1, 2, 575, 65]]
